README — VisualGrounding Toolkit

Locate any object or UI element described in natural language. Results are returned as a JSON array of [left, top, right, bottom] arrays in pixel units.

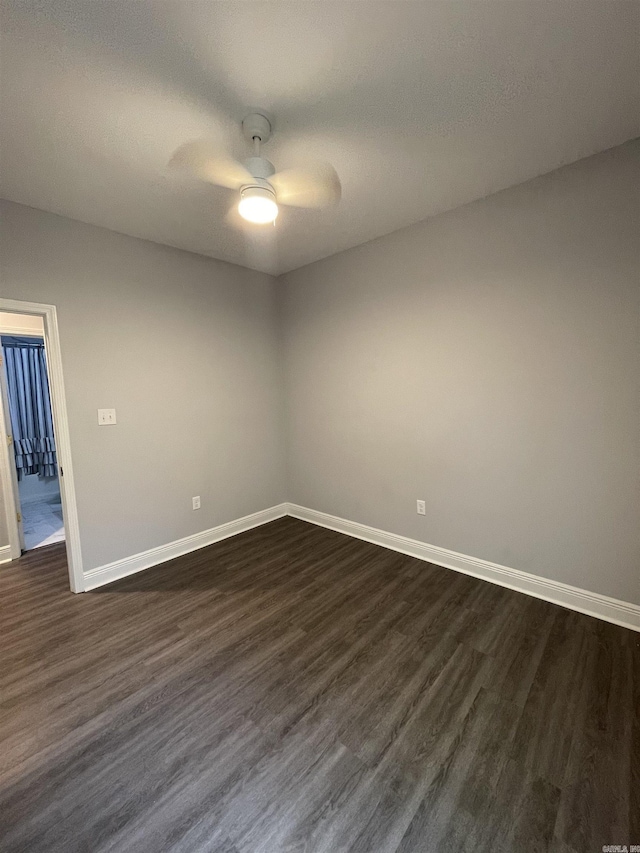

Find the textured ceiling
[[1, 1, 638, 275]]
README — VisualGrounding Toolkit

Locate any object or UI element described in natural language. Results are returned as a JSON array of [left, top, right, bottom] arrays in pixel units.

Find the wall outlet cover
[[97, 408, 116, 425]]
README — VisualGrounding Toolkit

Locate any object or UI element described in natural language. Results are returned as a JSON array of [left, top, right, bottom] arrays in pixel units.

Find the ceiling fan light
[[238, 185, 278, 224]]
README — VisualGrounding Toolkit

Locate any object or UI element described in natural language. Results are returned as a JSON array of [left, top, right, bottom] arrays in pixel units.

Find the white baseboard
[[79, 500, 640, 632], [287, 503, 640, 633], [0, 544, 12, 565], [83, 503, 288, 591]]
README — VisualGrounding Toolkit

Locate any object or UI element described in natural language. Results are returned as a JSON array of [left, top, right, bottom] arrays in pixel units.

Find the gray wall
[[0, 200, 285, 571], [281, 140, 640, 605], [1, 141, 638, 604]]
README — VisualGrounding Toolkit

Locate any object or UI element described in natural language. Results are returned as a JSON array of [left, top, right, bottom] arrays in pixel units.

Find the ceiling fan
[[169, 113, 341, 225]]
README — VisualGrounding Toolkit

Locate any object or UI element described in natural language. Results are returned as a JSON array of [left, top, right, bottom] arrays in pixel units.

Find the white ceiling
[[1, 2, 638, 276]]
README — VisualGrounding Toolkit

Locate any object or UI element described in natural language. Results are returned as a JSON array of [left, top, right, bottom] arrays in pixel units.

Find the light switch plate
[[98, 408, 117, 425]]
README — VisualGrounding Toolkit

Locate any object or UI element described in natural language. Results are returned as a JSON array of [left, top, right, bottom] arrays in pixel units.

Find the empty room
[[0, 2, 638, 851]]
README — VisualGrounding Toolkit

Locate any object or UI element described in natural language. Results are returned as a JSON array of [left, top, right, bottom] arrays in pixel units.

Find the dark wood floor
[[0, 517, 637, 852]]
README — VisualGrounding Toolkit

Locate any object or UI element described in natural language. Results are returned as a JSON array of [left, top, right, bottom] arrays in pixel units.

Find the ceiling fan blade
[[169, 140, 252, 190], [270, 162, 341, 208]]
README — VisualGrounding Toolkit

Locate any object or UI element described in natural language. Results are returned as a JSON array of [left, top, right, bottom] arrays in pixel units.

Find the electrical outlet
[[416, 499, 426, 515], [192, 496, 201, 510]]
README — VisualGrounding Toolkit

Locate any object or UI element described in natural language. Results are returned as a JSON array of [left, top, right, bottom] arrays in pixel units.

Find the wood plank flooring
[[0, 516, 637, 852]]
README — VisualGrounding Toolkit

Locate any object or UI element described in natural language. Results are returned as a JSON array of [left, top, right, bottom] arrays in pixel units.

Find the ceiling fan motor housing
[[243, 156, 276, 181]]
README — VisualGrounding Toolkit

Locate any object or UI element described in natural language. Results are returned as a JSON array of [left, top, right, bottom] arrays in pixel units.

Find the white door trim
[[0, 299, 84, 592]]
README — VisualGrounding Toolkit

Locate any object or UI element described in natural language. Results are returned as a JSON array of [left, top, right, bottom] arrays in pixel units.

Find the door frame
[[0, 299, 84, 592]]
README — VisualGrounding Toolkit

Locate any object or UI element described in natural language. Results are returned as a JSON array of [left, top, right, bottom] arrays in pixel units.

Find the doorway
[[0, 300, 83, 592], [1, 315, 65, 551]]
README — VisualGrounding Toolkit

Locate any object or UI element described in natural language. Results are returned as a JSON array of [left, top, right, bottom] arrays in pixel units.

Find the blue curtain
[[1, 336, 57, 480]]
